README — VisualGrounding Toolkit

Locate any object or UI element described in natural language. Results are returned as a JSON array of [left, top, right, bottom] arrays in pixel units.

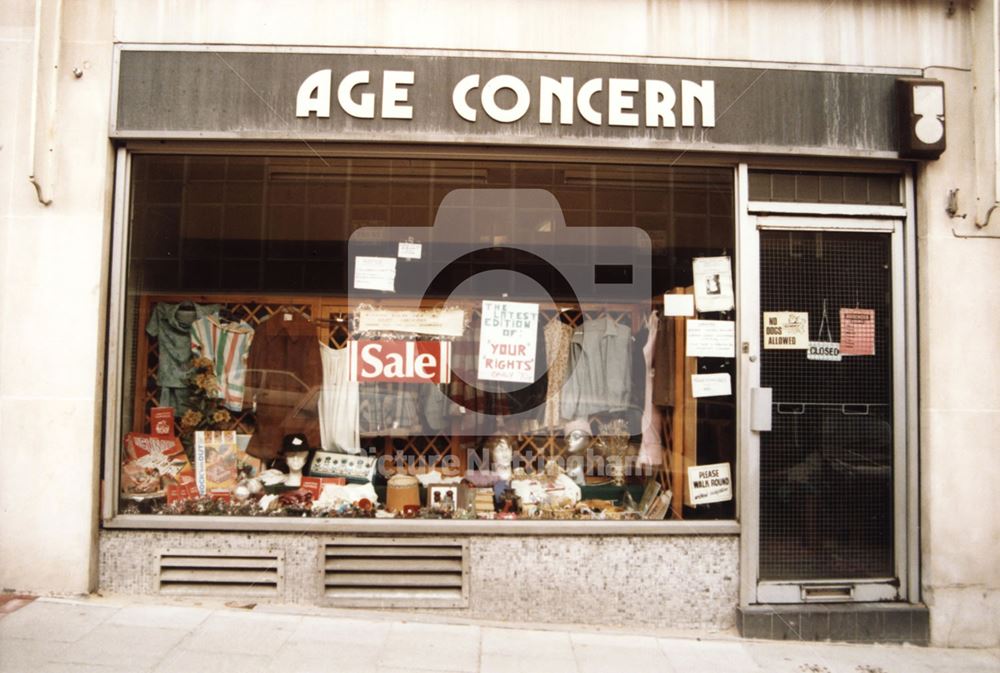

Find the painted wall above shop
[[110, 0, 970, 72]]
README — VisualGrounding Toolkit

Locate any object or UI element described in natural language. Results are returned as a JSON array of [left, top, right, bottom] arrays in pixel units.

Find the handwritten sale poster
[[478, 300, 539, 383]]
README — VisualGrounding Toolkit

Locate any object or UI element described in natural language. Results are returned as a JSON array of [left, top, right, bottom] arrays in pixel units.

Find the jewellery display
[[307, 450, 377, 482]]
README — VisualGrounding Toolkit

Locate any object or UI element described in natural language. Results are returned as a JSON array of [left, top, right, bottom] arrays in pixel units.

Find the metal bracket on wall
[[952, 224, 1000, 239], [948, 189, 1000, 237]]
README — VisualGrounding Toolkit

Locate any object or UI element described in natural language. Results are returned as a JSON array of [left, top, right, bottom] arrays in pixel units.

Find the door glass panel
[[759, 230, 894, 581]]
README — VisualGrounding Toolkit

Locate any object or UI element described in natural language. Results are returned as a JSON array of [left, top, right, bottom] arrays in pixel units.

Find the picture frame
[[427, 483, 459, 511]]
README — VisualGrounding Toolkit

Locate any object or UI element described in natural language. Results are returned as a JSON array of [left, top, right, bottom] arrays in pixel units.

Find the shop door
[[755, 222, 903, 603]]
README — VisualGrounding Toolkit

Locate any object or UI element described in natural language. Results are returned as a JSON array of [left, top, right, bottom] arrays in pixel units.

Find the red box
[[150, 407, 175, 437], [300, 476, 347, 500], [166, 482, 200, 504], [207, 489, 232, 503]]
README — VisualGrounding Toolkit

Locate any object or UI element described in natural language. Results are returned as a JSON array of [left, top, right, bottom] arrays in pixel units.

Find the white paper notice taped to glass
[[478, 300, 539, 384], [685, 462, 733, 506], [691, 373, 732, 398], [685, 320, 735, 358], [356, 307, 465, 338], [354, 256, 397, 292], [692, 256, 734, 313], [763, 311, 809, 349], [398, 241, 422, 259], [663, 293, 695, 317]]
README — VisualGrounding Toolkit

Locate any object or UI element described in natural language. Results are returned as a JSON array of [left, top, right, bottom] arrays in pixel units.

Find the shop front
[[98, 46, 930, 639]]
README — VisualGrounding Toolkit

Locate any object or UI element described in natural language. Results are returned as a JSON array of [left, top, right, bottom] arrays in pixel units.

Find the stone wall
[[99, 531, 739, 630]]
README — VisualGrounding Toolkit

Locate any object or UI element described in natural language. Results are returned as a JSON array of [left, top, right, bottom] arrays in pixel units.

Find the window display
[[118, 153, 736, 521]]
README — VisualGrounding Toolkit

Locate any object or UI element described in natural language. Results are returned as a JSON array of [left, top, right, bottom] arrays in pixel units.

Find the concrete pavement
[[1, 596, 998, 673]]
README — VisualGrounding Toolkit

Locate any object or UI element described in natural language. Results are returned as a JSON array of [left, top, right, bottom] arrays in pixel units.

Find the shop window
[[117, 154, 736, 523]]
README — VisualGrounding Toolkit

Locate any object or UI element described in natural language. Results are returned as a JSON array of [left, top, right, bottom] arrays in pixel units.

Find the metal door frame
[[737, 164, 919, 605]]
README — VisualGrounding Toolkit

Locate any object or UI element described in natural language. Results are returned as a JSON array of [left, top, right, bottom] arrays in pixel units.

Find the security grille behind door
[[759, 230, 894, 581]]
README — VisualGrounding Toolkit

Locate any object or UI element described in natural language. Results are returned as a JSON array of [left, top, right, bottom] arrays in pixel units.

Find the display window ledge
[[103, 514, 740, 536]]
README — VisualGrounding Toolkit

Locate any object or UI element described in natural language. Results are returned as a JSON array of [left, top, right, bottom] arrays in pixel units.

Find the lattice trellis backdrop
[[133, 295, 670, 480]]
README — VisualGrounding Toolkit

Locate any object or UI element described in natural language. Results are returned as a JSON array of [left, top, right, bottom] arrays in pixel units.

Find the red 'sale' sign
[[348, 340, 452, 384]]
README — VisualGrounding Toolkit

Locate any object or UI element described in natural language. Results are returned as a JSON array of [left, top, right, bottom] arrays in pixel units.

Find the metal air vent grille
[[323, 537, 468, 608], [157, 549, 283, 597]]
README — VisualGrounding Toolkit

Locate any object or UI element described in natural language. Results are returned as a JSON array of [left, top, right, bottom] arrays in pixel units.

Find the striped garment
[[190, 315, 255, 412]]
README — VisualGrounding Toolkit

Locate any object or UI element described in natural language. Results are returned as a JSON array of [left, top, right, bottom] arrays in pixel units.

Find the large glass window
[[117, 153, 736, 522]]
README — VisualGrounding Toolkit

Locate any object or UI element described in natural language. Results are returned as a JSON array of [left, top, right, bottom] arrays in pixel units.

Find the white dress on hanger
[[318, 342, 360, 454]]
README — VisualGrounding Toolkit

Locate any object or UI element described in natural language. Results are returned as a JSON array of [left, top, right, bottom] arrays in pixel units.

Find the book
[[300, 476, 347, 501], [194, 430, 239, 496], [150, 407, 175, 437], [121, 433, 195, 499]]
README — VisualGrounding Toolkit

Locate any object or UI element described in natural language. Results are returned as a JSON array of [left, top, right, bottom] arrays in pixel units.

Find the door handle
[[751, 387, 772, 432]]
